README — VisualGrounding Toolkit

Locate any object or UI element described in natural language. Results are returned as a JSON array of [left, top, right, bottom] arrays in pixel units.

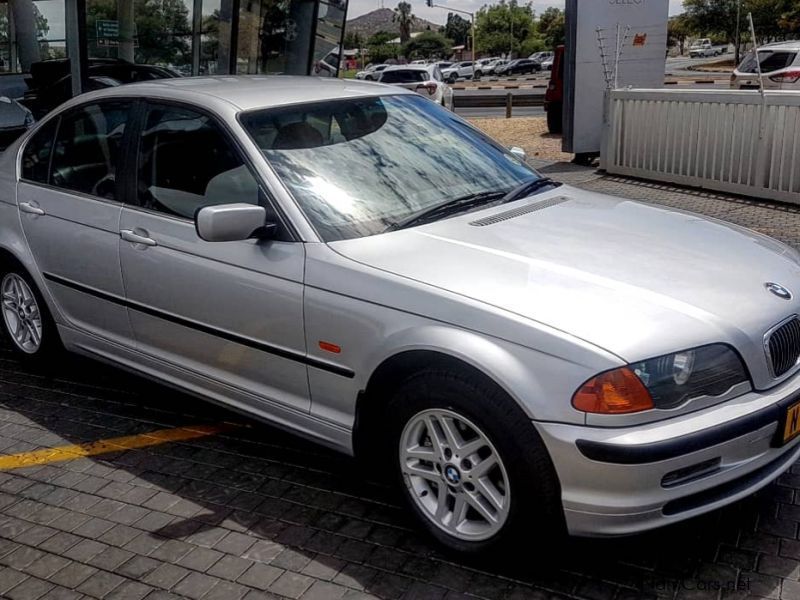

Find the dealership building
[[1, 0, 346, 98]]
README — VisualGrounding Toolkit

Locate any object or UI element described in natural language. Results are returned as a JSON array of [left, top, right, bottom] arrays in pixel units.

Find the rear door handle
[[19, 202, 45, 216], [120, 229, 157, 247]]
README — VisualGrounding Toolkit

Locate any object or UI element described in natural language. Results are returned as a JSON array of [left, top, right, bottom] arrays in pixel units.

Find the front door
[[118, 102, 309, 412], [17, 100, 134, 344]]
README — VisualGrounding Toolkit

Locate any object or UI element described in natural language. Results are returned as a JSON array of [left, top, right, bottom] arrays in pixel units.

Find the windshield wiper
[[501, 177, 560, 204], [383, 191, 507, 232]]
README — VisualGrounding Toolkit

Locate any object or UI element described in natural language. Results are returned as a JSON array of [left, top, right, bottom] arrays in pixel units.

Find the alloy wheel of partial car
[[399, 408, 510, 541], [2, 273, 43, 354]]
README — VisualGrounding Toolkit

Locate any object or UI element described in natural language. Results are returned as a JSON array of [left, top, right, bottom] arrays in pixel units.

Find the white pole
[[748, 12, 767, 138]]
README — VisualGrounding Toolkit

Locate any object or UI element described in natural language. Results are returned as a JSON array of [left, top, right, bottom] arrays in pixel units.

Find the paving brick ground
[[2, 172, 800, 600]]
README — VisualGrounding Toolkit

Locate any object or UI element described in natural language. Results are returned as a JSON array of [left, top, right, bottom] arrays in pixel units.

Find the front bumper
[[535, 373, 800, 536]]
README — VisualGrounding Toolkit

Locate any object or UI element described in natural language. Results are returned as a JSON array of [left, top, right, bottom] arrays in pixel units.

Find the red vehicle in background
[[544, 45, 564, 134]]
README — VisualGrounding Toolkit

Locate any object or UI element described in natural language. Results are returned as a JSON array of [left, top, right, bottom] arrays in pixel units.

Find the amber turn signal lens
[[572, 367, 654, 414]]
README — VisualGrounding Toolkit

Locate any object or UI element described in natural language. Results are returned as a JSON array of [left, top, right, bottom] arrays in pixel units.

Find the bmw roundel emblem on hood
[[765, 282, 793, 300]]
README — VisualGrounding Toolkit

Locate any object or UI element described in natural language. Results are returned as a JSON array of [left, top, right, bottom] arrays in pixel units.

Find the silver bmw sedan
[[2, 76, 800, 555]]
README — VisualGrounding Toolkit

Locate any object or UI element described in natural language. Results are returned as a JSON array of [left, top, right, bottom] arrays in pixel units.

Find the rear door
[[118, 101, 310, 412], [17, 100, 134, 344]]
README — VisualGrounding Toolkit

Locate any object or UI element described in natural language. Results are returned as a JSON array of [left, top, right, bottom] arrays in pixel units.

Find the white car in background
[[731, 41, 800, 90], [481, 59, 507, 76], [378, 64, 454, 110], [355, 64, 389, 81], [441, 61, 474, 83]]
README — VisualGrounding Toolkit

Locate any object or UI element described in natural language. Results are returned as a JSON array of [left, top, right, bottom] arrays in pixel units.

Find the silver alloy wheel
[[1, 274, 43, 354], [399, 408, 510, 541]]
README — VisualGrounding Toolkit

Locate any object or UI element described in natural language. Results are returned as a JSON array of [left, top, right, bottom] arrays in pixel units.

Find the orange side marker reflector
[[318, 341, 341, 354]]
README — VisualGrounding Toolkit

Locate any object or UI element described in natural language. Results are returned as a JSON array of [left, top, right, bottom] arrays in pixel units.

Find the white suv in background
[[377, 64, 454, 110], [441, 61, 474, 83], [731, 41, 800, 89]]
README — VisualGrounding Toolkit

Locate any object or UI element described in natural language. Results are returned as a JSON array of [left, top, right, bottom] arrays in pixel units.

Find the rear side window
[[50, 101, 132, 200], [380, 70, 427, 83], [21, 119, 58, 183], [739, 50, 797, 73]]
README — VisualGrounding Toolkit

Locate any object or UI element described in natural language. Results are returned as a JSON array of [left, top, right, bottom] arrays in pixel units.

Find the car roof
[[382, 65, 431, 72], [758, 41, 800, 51], [70, 75, 411, 112]]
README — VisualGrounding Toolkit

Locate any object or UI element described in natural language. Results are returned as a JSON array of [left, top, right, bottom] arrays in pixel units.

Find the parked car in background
[[434, 61, 453, 70], [473, 57, 499, 78], [689, 38, 725, 58], [495, 58, 540, 76], [481, 59, 507, 76], [22, 58, 180, 119], [544, 45, 564, 134], [731, 42, 800, 90], [441, 61, 474, 83], [7, 76, 800, 558], [355, 64, 389, 80], [540, 55, 555, 71], [529, 51, 554, 68], [410, 59, 428, 65], [377, 64, 454, 110]]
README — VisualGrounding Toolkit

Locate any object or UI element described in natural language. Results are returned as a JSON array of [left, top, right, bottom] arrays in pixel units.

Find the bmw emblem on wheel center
[[766, 282, 793, 300], [444, 465, 461, 485]]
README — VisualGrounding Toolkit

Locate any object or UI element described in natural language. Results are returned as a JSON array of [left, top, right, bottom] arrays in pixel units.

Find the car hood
[[330, 186, 800, 370]]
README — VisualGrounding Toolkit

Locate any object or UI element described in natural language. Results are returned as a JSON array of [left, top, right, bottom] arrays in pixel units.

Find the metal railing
[[601, 89, 800, 204], [453, 92, 544, 118]]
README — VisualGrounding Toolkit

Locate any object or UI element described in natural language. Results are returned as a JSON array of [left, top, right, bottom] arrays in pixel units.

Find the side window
[[49, 102, 131, 200], [21, 118, 58, 183], [137, 104, 259, 219]]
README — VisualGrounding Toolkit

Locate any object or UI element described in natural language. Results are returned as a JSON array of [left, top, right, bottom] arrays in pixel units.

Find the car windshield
[[240, 94, 537, 241], [738, 50, 797, 73], [380, 70, 428, 83]]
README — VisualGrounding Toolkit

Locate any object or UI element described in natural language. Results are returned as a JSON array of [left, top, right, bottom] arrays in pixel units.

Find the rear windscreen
[[380, 70, 428, 84], [738, 50, 797, 73]]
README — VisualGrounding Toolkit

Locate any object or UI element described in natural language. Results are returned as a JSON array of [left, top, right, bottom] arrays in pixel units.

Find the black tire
[[448, 74, 457, 84], [0, 263, 62, 366], [546, 101, 563, 134], [474, 70, 482, 78], [387, 369, 565, 556]]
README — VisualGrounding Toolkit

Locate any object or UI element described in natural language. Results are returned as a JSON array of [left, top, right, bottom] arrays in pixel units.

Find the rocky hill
[[346, 8, 442, 39]]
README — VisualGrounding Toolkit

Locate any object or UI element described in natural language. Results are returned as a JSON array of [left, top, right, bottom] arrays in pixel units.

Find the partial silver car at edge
[[4, 76, 800, 555]]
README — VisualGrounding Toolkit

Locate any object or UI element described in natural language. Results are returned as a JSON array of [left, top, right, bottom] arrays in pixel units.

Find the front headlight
[[573, 344, 750, 414]]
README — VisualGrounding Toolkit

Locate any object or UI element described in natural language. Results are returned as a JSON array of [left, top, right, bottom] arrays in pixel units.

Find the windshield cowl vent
[[469, 196, 570, 226]]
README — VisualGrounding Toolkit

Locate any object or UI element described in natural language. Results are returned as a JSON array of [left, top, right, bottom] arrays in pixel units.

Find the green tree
[[367, 30, 396, 46], [474, 0, 536, 58], [0, 5, 50, 61], [537, 7, 564, 49], [393, 2, 414, 45], [683, 0, 796, 62], [86, 0, 191, 66], [667, 14, 691, 55], [343, 31, 363, 49], [443, 13, 470, 47], [402, 31, 452, 59]]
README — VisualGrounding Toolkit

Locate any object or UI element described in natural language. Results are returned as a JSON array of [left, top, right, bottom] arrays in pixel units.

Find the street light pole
[[735, 0, 741, 65], [425, 1, 475, 64]]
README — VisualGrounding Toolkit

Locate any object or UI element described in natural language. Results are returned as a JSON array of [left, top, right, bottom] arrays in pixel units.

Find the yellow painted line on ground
[[0, 423, 238, 470]]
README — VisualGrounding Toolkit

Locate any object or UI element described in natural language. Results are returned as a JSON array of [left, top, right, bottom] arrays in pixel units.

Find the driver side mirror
[[195, 203, 275, 242]]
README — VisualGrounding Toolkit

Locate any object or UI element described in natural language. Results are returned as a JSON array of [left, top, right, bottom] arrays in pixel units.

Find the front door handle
[[19, 202, 45, 216], [120, 229, 157, 247]]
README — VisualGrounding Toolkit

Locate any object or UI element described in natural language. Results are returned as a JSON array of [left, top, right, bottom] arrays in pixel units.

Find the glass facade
[[0, 0, 347, 90]]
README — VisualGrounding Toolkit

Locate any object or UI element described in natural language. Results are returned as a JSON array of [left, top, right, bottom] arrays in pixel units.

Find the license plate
[[782, 401, 800, 444]]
